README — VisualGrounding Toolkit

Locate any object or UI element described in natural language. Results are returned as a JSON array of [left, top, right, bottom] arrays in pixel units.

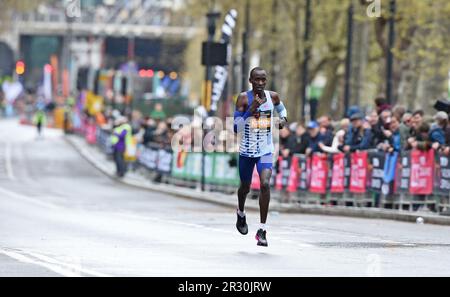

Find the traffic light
[[16, 60, 25, 75]]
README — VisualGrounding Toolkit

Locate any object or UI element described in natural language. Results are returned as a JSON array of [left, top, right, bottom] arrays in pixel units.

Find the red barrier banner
[[349, 151, 368, 193], [331, 153, 345, 193], [287, 156, 300, 193], [309, 154, 328, 194], [85, 123, 96, 144], [409, 149, 434, 195]]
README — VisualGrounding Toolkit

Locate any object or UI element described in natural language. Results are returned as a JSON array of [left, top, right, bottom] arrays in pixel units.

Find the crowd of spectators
[[278, 97, 450, 158], [97, 96, 450, 160]]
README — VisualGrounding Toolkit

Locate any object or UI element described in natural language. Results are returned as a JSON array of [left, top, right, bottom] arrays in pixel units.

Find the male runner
[[233, 67, 288, 247]]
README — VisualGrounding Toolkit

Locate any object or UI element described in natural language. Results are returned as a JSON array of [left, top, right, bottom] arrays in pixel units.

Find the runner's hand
[[278, 117, 287, 129], [249, 93, 265, 113]]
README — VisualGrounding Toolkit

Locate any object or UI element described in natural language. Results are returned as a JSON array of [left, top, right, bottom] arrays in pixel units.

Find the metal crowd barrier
[[83, 126, 450, 214], [271, 150, 450, 214]]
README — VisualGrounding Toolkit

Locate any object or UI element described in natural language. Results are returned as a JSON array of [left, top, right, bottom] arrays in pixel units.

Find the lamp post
[[202, 9, 220, 192], [270, 0, 278, 91], [344, 3, 353, 117], [241, 0, 250, 92], [301, 0, 312, 121], [63, 13, 74, 97], [386, 0, 396, 105]]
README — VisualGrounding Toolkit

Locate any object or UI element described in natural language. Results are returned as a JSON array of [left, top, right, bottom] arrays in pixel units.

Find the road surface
[[1, 119, 450, 277]]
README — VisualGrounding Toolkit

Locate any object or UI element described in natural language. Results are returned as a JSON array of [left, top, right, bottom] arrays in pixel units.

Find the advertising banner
[[409, 149, 434, 195], [330, 153, 346, 193], [349, 151, 368, 193], [309, 154, 328, 194]]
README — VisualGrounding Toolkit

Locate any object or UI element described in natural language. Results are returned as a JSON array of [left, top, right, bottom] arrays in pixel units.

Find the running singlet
[[239, 90, 275, 158]]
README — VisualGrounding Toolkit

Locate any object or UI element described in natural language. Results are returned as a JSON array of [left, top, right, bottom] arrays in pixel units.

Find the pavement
[[1, 118, 450, 277], [65, 131, 450, 226]]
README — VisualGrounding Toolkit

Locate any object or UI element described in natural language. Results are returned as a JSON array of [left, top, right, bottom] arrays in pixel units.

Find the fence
[[87, 125, 450, 214], [272, 150, 450, 213]]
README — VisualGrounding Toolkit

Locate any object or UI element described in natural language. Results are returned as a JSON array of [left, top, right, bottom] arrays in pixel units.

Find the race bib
[[249, 111, 271, 131]]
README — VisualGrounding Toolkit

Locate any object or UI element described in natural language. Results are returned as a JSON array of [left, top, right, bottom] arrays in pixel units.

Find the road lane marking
[[23, 251, 111, 277], [0, 185, 60, 210], [0, 248, 112, 277], [5, 142, 15, 180], [0, 248, 81, 277]]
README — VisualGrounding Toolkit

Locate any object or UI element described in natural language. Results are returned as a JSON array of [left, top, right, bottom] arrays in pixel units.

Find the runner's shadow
[[235, 251, 275, 258]]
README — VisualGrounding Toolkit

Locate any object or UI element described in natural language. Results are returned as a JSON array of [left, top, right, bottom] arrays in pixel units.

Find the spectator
[[443, 112, 450, 155], [407, 109, 425, 149], [317, 115, 334, 146], [343, 112, 372, 153], [382, 115, 401, 153], [142, 117, 157, 145], [111, 116, 131, 178], [409, 122, 431, 151], [288, 122, 298, 134], [411, 109, 424, 131], [153, 121, 169, 146], [366, 109, 392, 149], [288, 124, 309, 155], [393, 105, 406, 120], [399, 112, 412, 149], [347, 105, 361, 118], [367, 110, 382, 147], [374, 96, 391, 114], [130, 110, 143, 134], [377, 109, 394, 150], [150, 103, 167, 121], [305, 121, 324, 155], [319, 118, 349, 154], [279, 126, 292, 158], [380, 109, 392, 130], [429, 111, 448, 151]]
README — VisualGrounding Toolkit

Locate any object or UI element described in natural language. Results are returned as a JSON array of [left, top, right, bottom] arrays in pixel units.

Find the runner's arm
[[233, 94, 251, 133], [271, 92, 288, 128]]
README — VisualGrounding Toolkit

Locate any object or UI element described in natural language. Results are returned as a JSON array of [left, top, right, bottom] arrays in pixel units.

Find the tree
[[180, 0, 450, 119], [0, 0, 46, 33]]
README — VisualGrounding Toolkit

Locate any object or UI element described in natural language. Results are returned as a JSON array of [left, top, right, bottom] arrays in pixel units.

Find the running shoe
[[255, 229, 268, 247], [236, 212, 248, 235]]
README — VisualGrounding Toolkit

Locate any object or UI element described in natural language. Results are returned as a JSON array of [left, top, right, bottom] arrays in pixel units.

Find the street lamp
[[344, 4, 354, 117], [270, 0, 278, 91], [202, 9, 220, 192], [301, 0, 312, 122], [241, 0, 250, 92], [386, 0, 396, 105]]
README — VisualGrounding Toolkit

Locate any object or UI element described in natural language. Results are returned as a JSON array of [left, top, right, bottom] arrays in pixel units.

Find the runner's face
[[249, 70, 267, 94]]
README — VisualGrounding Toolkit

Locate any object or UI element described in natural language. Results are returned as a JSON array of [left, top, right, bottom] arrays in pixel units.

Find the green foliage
[[180, 0, 450, 117], [0, 0, 47, 33]]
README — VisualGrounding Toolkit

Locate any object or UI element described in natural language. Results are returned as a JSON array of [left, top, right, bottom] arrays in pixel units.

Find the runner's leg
[[258, 168, 272, 224], [237, 155, 257, 212], [257, 153, 273, 224]]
